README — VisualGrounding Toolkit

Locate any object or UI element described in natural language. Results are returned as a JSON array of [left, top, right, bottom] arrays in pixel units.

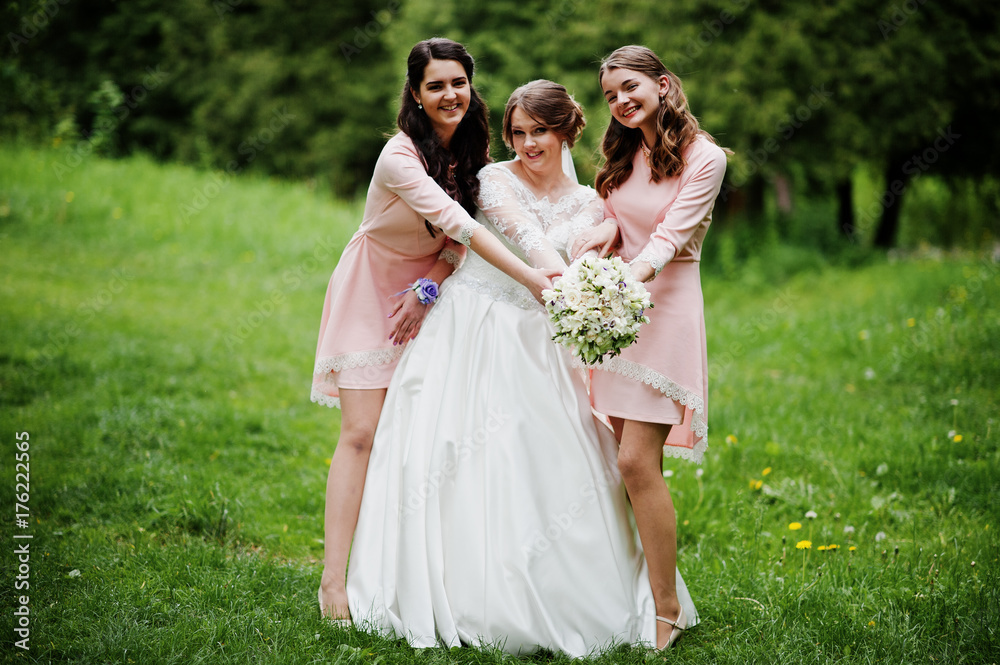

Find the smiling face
[[601, 66, 669, 145], [509, 106, 564, 176], [411, 58, 472, 148]]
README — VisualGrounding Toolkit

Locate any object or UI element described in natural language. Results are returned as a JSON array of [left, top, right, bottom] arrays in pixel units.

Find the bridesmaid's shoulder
[[690, 134, 729, 169], [380, 132, 416, 160], [372, 132, 421, 180]]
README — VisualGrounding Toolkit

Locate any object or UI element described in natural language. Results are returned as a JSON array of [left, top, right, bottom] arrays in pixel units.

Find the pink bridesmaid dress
[[311, 132, 478, 408], [590, 135, 727, 463]]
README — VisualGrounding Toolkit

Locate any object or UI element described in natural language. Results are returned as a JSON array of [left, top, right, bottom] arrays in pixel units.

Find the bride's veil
[[561, 140, 578, 185]]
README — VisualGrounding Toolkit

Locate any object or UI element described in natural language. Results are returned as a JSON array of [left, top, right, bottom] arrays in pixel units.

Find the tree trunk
[[746, 176, 766, 221], [836, 178, 854, 239], [873, 154, 912, 249], [774, 174, 793, 215]]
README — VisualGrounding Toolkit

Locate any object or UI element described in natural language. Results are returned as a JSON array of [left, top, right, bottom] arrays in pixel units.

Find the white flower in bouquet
[[542, 256, 652, 365]]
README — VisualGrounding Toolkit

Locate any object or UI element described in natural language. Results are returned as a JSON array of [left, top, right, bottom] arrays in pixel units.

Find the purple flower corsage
[[411, 277, 439, 305]]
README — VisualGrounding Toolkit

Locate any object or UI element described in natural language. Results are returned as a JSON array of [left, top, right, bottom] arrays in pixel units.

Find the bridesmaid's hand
[[388, 290, 430, 345], [571, 221, 619, 261], [628, 260, 656, 283], [523, 267, 562, 305]]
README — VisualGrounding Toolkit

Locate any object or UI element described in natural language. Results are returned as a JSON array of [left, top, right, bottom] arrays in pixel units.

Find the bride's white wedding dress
[[346, 163, 697, 657]]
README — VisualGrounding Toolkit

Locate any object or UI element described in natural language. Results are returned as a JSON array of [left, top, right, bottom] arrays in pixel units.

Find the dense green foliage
[[4, 0, 1000, 244], [2, 146, 998, 663]]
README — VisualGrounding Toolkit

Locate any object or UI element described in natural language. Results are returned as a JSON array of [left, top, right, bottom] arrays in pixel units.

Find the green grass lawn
[[1, 145, 998, 664]]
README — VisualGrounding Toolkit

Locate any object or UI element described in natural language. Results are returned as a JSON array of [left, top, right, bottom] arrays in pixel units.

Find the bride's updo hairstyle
[[398, 38, 491, 230], [501, 80, 586, 150]]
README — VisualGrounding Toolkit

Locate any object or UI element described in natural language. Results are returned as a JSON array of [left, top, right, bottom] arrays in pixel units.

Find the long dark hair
[[397, 38, 491, 235], [596, 45, 728, 198]]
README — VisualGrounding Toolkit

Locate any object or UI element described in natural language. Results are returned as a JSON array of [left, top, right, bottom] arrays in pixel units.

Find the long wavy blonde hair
[[596, 45, 727, 198]]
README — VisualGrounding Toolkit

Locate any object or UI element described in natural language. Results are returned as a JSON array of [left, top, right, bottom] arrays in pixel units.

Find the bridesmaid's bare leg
[[617, 418, 681, 649], [318, 387, 387, 620], [608, 415, 626, 442]]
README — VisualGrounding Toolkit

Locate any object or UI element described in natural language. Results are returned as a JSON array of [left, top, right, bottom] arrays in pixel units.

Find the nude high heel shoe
[[655, 606, 686, 649]]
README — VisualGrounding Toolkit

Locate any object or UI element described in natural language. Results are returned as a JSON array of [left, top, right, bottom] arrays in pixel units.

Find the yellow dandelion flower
[[953, 434, 963, 443], [868, 621, 875, 627], [906, 318, 916, 327], [849, 546, 857, 551], [324, 458, 333, 466], [796, 540, 812, 550], [753, 479, 763, 490], [789, 522, 802, 531], [858, 330, 869, 341], [726, 434, 738, 445], [65, 191, 75, 203], [828, 544, 839, 550], [818, 545, 827, 551], [762, 467, 772, 476]]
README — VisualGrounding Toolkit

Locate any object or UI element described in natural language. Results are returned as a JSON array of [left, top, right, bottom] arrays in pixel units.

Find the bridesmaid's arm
[[387, 245, 464, 344], [466, 228, 557, 304], [570, 196, 620, 260], [380, 139, 554, 303], [632, 144, 728, 281], [437, 239, 466, 270], [379, 137, 483, 245]]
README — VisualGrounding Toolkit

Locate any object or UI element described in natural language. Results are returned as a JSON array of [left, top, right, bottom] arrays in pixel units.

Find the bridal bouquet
[[543, 256, 652, 365]]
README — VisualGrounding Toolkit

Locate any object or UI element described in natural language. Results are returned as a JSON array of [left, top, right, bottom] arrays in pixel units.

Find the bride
[[346, 80, 697, 656]]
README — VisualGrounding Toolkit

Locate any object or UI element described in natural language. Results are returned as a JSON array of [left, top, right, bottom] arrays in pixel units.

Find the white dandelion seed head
[[844, 526, 855, 534], [805, 510, 818, 520], [875, 531, 887, 542], [662, 469, 674, 478], [695, 468, 704, 479]]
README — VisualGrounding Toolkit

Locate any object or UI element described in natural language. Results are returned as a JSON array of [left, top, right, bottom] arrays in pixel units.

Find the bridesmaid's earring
[[417, 103, 423, 110]]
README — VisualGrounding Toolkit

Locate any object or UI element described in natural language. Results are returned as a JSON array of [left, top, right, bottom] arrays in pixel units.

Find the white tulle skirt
[[346, 252, 698, 657]]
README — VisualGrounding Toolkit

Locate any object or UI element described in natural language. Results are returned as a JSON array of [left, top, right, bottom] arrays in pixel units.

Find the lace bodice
[[476, 163, 603, 267], [443, 163, 604, 310]]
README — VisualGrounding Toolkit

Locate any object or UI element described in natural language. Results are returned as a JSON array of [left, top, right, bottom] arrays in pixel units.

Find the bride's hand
[[571, 221, 619, 261], [388, 290, 430, 345], [523, 267, 562, 305]]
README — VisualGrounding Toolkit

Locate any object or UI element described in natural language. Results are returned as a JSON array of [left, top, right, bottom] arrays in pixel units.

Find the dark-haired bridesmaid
[[312, 38, 555, 624]]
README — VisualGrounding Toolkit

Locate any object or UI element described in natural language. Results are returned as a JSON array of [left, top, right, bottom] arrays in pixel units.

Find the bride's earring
[[417, 102, 423, 110]]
